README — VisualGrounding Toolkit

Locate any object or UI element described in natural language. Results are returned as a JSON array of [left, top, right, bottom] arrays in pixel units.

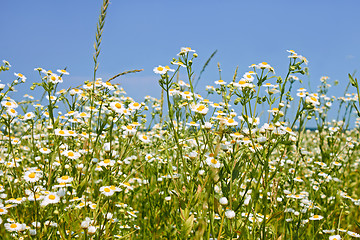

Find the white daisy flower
[[215, 79, 226, 85], [1, 100, 18, 108], [153, 65, 167, 74], [110, 102, 124, 113], [100, 186, 115, 197], [206, 157, 221, 168], [39, 147, 51, 154], [128, 102, 142, 110], [56, 175, 73, 184], [138, 134, 151, 144], [41, 193, 60, 206], [23, 171, 42, 183], [61, 150, 81, 160], [23, 112, 35, 120], [225, 210, 236, 219], [57, 69, 69, 75], [191, 104, 209, 115], [6, 108, 17, 117], [4, 222, 26, 232], [309, 215, 323, 221], [98, 159, 116, 167]]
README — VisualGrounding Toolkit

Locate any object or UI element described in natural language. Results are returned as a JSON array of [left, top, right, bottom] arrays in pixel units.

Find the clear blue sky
[[1, 0, 360, 121]]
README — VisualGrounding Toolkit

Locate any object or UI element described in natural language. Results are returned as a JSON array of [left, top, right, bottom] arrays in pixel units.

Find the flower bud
[[219, 197, 228, 205]]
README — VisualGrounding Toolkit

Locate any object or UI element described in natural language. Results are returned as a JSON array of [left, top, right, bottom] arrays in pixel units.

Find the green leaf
[[76, 178, 88, 197], [266, 211, 284, 224], [349, 73, 357, 87], [184, 214, 194, 236], [221, 180, 229, 197], [352, 103, 360, 117], [232, 161, 241, 180], [355, 220, 360, 229]]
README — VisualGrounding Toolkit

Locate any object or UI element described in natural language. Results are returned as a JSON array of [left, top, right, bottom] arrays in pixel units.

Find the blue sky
[[1, 0, 360, 123]]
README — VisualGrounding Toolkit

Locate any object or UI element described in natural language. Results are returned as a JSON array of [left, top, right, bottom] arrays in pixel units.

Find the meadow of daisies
[[1, 3, 360, 240]]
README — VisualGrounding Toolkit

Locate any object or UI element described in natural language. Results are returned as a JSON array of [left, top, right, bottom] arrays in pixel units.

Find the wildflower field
[[1, 1, 360, 240]]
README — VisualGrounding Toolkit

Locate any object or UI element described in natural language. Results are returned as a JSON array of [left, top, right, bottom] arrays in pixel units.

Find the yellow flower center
[[104, 188, 111, 192], [10, 223, 17, 229], [68, 152, 74, 157], [61, 176, 69, 180], [28, 172, 36, 178], [115, 103, 122, 108], [104, 159, 110, 164], [157, 67, 164, 71], [197, 105, 205, 111], [211, 158, 218, 164], [49, 195, 56, 200]]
